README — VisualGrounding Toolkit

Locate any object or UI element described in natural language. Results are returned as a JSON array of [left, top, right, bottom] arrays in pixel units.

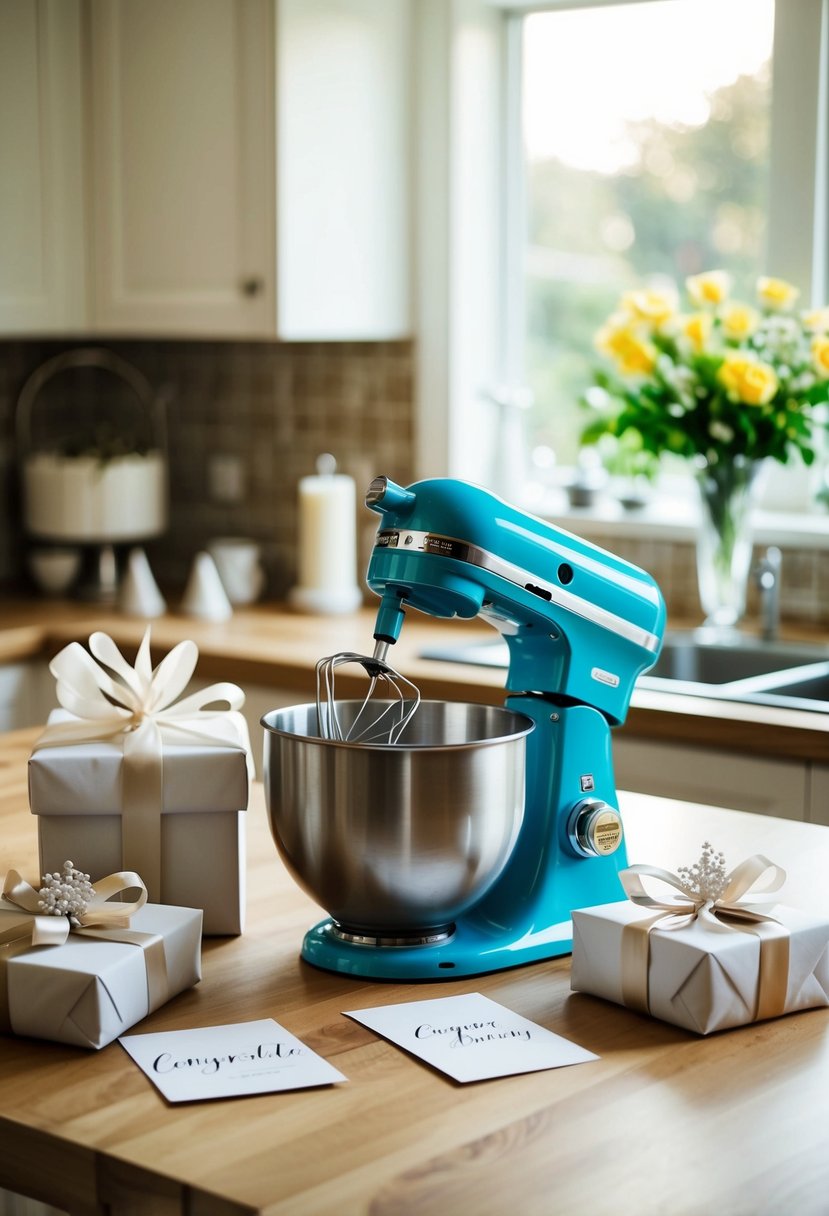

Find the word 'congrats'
[[153, 1041, 304, 1075]]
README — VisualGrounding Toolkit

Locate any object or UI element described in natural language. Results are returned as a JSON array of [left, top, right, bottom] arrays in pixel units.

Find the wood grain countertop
[[0, 598, 828, 761], [1, 726, 828, 1215]]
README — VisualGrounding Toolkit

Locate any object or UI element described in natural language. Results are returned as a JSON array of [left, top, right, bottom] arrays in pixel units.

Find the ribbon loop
[[1, 869, 70, 947], [1, 866, 150, 945]]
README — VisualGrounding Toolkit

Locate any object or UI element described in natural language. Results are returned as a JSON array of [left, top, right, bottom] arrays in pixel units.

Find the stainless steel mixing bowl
[[261, 701, 534, 937]]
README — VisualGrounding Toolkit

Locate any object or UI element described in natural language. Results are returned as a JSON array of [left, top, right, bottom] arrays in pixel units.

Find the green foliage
[[525, 70, 772, 465]]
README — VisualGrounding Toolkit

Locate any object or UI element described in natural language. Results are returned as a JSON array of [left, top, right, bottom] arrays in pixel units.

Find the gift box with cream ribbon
[[570, 844, 829, 1035], [28, 630, 253, 935], [0, 865, 201, 1050]]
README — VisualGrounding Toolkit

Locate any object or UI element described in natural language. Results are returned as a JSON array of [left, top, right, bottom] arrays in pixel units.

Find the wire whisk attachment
[[315, 641, 421, 744]]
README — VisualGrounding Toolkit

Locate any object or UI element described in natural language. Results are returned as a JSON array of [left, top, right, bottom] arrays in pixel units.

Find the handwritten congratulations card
[[344, 993, 598, 1084], [119, 1019, 346, 1103]]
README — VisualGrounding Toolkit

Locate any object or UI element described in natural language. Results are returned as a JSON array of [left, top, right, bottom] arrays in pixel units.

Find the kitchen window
[[415, 0, 829, 529], [518, 0, 773, 467]]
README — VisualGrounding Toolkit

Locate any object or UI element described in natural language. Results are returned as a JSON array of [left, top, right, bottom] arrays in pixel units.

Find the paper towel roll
[[289, 456, 362, 614]]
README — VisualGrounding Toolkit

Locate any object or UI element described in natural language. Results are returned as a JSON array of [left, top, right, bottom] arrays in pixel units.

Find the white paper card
[[119, 1019, 346, 1102], [344, 993, 598, 1083]]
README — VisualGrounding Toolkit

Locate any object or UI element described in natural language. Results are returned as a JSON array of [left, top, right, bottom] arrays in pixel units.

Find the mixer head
[[365, 475, 665, 724]]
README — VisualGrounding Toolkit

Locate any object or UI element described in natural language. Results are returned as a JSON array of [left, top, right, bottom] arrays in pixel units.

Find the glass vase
[[695, 457, 764, 634]]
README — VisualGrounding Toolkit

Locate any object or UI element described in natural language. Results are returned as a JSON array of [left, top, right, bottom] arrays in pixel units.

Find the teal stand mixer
[[262, 475, 666, 979]]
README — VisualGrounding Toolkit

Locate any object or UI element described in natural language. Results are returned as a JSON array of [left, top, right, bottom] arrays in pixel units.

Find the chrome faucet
[[754, 546, 782, 641]]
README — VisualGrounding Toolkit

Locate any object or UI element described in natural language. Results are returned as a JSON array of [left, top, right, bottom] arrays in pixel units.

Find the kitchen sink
[[420, 630, 829, 712], [752, 668, 829, 706], [640, 634, 829, 685]]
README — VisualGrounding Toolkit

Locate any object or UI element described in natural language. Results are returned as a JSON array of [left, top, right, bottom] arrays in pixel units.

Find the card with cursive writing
[[119, 1019, 346, 1102], [344, 993, 598, 1084]]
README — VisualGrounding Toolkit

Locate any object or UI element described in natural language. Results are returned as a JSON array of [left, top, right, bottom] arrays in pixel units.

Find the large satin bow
[[620, 853, 786, 926], [0, 867, 169, 1031], [43, 628, 245, 740], [33, 628, 249, 900], [619, 855, 790, 1023]]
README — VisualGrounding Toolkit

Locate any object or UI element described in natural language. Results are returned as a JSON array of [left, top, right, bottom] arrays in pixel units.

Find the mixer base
[[301, 915, 574, 979]]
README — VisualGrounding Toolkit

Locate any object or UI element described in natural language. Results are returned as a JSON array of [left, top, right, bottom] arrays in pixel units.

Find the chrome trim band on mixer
[[375, 529, 662, 654]]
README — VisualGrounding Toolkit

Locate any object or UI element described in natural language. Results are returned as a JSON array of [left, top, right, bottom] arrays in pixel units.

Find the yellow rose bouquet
[[581, 270, 829, 469]]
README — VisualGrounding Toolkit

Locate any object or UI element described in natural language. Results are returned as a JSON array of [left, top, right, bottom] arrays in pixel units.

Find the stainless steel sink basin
[[636, 632, 829, 711], [755, 667, 829, 706], [641, 634, 829, 685], [420, 630, 829, 712]]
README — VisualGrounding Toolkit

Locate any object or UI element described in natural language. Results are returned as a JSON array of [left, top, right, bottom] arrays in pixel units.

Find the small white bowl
[[29, 547, 82, 595]]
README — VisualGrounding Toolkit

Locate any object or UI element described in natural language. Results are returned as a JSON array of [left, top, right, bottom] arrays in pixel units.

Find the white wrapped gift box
[[28, 631, 252, 936], [571, 898, 829, 1036], [0, 898, 202, 1050], [30, 710, 249, 936]]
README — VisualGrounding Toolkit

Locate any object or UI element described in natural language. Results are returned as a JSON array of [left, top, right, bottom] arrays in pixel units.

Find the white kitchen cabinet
[[0, 664, 32, 733], [0, 661, 56, 732], [808, 764, 829, 825], [275, 0, 411, 340], [0, 0, 86, 333], [0, 0, 411, 340], [0, 1190, 65, 1216], [89, 0, 275, 337], [613, 736, 809, 821]]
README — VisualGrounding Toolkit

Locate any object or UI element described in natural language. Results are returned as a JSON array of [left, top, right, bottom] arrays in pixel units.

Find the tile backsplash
[[1, 337, 827, 629], [0, 339, 415, 599], [589, 531, 829, 631]]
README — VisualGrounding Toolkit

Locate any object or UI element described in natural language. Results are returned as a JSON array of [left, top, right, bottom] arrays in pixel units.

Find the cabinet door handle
[[240, 276, 265, 297]]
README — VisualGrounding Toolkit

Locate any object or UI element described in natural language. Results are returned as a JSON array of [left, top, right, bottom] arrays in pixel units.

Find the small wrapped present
[[29, 629, 253, 935], [0, 863, 201, 1049], [571, 843, 829, 1035]]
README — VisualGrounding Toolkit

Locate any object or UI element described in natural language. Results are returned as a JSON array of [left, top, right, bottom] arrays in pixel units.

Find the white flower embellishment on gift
[[38, 860, 96, 927], [675, 841, 728, 903]]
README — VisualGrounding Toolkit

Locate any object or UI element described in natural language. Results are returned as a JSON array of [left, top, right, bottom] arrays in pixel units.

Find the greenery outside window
[[485, 0, 829, 519]]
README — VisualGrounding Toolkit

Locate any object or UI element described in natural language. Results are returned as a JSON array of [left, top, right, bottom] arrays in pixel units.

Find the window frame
[[414, 0, 829, 530]]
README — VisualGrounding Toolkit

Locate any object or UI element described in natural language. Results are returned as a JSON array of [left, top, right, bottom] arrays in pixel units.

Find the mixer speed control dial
[[567, 799, 623, 858]]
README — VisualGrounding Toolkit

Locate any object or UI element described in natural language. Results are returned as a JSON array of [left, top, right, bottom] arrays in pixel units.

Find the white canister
[[289, 455, 362, 614], [23, 451, 167, 542], [208, 537, 265, 605]]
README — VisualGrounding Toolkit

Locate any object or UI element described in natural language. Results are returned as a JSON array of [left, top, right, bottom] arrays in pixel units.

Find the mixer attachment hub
[[330, 923, 455, 948]]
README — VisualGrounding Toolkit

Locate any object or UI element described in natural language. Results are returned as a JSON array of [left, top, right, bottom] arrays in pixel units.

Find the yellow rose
[[595, 319, 657, 376], [686, 270, 732, 307], [717, 352, 778, 405], [720, 301, 759, 341], [757, 276, 799, 311], [812, 334, 829, 378], [620, 287, 677, 329], [802, 307, 829, 332], [681, 311, 713, 352]]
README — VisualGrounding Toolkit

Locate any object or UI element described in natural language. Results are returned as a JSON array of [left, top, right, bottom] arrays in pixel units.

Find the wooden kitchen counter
[[1, 725, 829, 1216], [1, 597, 828, 763]]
